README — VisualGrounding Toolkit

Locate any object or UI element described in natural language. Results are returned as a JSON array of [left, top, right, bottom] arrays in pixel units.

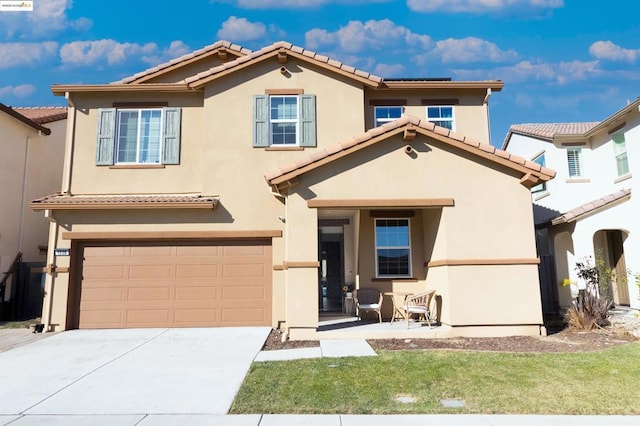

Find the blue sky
[[1, 0, 639, 146]]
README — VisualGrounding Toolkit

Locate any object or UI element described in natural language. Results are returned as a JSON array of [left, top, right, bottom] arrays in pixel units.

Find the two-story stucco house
[[0, 104, 67, 320], [503, 98, 640, 312], [32, 40, 554, 339]]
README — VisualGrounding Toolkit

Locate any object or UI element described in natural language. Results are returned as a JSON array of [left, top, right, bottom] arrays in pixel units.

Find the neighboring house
[[32, 40, 554, 339], [503, 98, 640, 313], [0, 104, 67, 320]]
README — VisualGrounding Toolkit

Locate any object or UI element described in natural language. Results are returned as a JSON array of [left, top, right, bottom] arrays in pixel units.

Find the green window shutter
[[299, 94, 316, 147], [253, 95, 269, 147], [162, 107, 181, 165], [95, 108, 116, 165]]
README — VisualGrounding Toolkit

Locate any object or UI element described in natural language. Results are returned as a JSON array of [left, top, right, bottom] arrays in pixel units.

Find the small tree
[[565, 252, 613, 330]]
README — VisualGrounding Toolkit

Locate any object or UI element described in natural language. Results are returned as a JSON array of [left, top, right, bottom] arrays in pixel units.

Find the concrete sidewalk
[[255, 338, 376, 362], [2, 414, 639, 425]]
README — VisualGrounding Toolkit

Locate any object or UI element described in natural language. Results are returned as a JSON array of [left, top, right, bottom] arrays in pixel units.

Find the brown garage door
[[76, 240, 272, 329]]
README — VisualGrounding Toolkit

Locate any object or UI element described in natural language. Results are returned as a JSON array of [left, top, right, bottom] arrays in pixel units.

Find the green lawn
[[231, 343, 640, 414]]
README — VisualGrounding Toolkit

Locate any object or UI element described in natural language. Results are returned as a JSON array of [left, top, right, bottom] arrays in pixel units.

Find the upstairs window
[[427, 106, 454, 130], [253, 94, 316, 147], [270, 96, 298, 145], [612, 133, 629, 176], [375, 219, 411, 278], [531, 153, 546, 193], [567, 147, 583, 178], [374, 106, 403, 127], [96, 107, 181, 166]]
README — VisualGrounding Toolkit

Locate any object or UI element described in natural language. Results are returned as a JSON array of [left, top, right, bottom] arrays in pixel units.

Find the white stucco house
[[503, 98, 639, 312]]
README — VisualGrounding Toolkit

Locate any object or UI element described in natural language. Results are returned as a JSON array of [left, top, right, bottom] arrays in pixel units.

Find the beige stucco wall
[[364, 89, 491, 144], [44, 58, 370, 330], [1, 113, 65, 302], [286, 132, 542, 331]]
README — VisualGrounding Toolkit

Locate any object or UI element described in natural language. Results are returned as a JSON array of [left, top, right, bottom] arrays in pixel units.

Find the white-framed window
[[374, 106, 403, 127], [531, 152, 546, 193], [567, 147, 583, 177], [116, 109, 163, 164], [375, 218, 411, 278], [612, 133, 629, 176], [427, 105, 454, 130], [253, 94, 316, 147], [95, 107, 181, 166], [270, 95, 299, 145]]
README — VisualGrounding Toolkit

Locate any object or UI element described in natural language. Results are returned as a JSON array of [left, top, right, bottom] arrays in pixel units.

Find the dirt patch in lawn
[[263, 323, 639, 353]]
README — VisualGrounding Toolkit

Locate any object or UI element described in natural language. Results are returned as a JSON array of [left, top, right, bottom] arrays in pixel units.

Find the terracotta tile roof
[[265, 115, 555, 187], [12, 106, 67, 124], [509, 123, 600, 141], [551, 188, 631, 225], [30, 193, 219, 210], [185, 41, 383, 88], [115, 40, 252, 84], [0, 103, 51, 135]]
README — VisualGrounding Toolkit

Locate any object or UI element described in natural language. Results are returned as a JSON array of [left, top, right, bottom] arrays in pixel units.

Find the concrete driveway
[[0, 327, 270, 420]]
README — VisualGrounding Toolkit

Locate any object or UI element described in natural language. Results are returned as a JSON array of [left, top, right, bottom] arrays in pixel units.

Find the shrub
[[565, 254, 613, 330]]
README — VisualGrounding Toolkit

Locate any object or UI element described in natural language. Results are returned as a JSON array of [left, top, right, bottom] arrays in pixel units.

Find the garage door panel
[[176, 246, 222, 256], [222, 308, 267, 323], [174, 308, 218, 324], [129, 246, 173, 256], [81, 287, 124, 302], [126, 309, 170, 325], [78, 240, 272, 329], [222, 285, 266, 300], [83, 265, 127, 279], [80, 309, 123, 327], [174, 286, 217, 300], [128, 265, 173, 279], [127, 287, 171, 301], [223, 245, 267, 256], [222, 264, 267, 278], [175, 264, 220, 278]]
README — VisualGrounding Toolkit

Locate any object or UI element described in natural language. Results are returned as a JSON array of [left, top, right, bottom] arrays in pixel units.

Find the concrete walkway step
[[254, 339, 376, 362]]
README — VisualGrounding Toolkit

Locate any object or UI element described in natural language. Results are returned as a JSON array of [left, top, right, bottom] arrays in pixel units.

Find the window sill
[[265, 146, 305, 151], [372, 277, 418, 282], [108, 164, 166, 169], [614, 173, 632, 184], [533, 191, 550, 201], [565, 178, 590, 183]]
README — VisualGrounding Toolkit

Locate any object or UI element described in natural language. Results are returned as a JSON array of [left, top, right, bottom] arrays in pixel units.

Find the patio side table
[[384, 292, 413, 323]]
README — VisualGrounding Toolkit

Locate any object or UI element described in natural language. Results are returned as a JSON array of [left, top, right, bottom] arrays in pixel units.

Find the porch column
[[284, 192, 319, 340]]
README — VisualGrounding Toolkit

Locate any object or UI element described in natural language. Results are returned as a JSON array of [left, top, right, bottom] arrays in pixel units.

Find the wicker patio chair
[[353, 288, 383, 323], [403, 290, 436, 328]]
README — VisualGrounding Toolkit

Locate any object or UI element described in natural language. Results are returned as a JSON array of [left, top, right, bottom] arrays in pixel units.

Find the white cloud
[[589, 41, 639, 62], [60, 40, 157, 67], [0, 0, 91, 39], [420, 37, 518, 64], [373, 63, 405, 77], [306, 19, 431, 53], [407, 0, 563, 14], [216, 16, 267, 41], [140, 41, 192, 66], [0, 84, 36, 98], [452, 59, 600, 84], [0, 42, 58, 68], [210, 0, 390, 8]]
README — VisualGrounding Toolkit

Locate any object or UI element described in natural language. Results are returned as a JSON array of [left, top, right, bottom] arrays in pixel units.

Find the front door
[[319, 229, 344, 312]]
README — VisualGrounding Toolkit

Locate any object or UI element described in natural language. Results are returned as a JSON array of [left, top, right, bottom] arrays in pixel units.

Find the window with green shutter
[[95, 107, 181, 165], [253, 94, 316, 147]]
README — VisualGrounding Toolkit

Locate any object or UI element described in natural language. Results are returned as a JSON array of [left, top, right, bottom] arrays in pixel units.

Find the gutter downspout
[[43, 209, 58, 332], [61, 92, 76, 194], [18, 136, 31, 253], [483, 88, 492, 145]]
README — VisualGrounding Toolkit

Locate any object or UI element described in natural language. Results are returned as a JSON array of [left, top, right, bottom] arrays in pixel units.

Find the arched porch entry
[[593, 229, 630, 306]]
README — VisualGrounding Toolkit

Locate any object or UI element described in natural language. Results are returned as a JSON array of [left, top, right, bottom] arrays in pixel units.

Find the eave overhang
[[30, 194, 219, 211]]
